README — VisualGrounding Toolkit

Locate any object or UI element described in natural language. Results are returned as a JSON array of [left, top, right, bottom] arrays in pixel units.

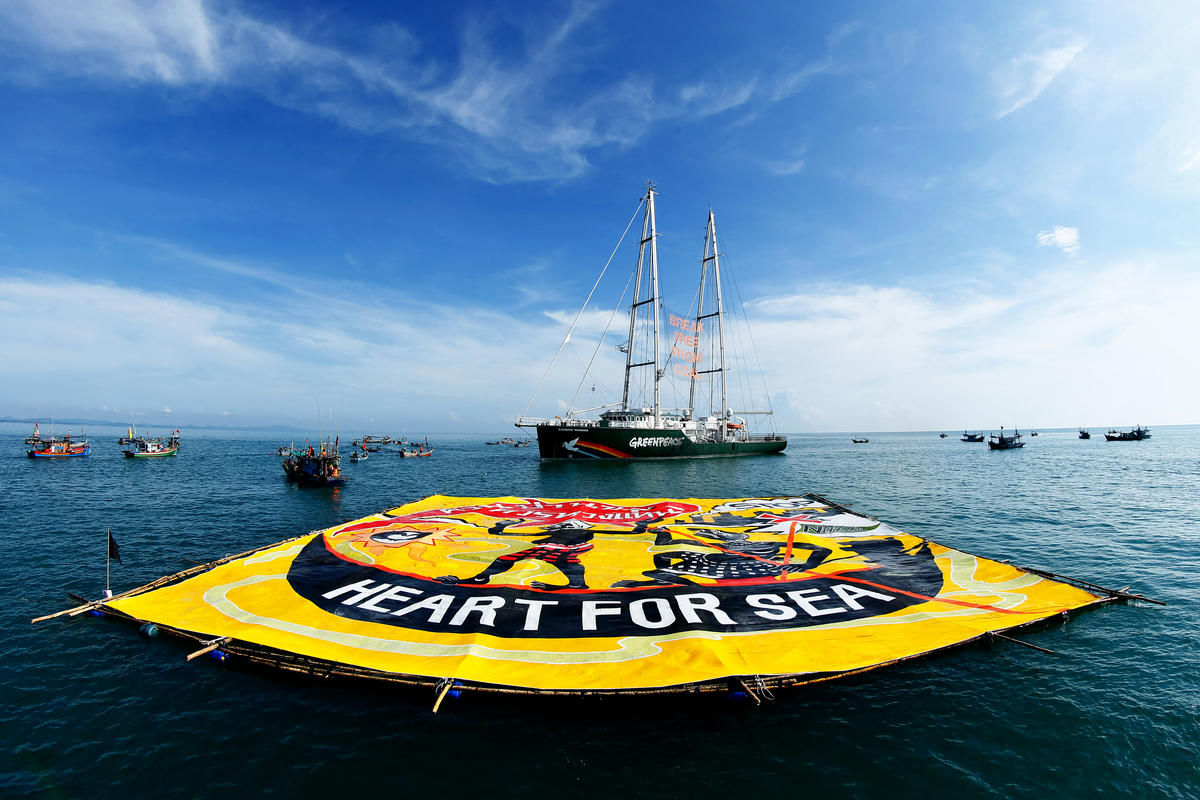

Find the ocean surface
[[2, 423, 1197, 799]]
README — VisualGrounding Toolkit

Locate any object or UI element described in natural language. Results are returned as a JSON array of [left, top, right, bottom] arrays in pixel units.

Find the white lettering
[[675, 593, 736, 625], [831, 583, 895, 610], [581, 600, 623, 631], [746, 593, 798, 620], [449, 596, 506, 627], [786, 588, 847, 617], [514, 598, 558, 631], [628, 598, 676, 629], [358, 585, 423, 613], [321, 579, 391, 606], [629, 436, 683, 449], [390, 594, 454, 623]]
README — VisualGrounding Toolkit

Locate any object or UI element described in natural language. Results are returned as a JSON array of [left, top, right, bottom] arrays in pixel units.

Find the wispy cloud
[[1036, 225, 1081, 256], [764, 146, 807, 176], [0, 1, 843, 183], [995, 35, 1089, 118]]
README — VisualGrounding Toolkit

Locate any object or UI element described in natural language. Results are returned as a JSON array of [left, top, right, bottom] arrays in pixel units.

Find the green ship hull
[[533, 423, 786, 460]]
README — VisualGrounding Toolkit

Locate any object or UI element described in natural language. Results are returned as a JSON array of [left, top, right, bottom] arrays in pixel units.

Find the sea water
[[1, 423, 1197, 799]]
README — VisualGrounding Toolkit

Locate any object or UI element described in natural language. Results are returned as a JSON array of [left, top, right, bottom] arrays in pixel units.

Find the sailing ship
[[516, 184, 786, 460], [27, 431, 90, 458], [988, 427, 1025, 450], [123, 431, 180, 458], [282, 441, 345, 486]]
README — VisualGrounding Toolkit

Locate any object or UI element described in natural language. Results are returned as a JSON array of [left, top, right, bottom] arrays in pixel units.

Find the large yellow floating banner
[[109, 496, 1104, 691]]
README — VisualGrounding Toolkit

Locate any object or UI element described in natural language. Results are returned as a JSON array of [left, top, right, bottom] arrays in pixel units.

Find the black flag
[[107, 530, 122, 564]]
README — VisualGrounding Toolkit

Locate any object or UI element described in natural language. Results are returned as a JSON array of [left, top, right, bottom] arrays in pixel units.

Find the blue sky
[[1, 0, 1197, 433]]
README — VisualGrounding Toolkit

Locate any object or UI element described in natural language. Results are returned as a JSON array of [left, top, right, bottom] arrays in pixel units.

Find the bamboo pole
[[990, 631, 1055, 655], [432, 680, 455, 713], [186, 637, 232, 661]]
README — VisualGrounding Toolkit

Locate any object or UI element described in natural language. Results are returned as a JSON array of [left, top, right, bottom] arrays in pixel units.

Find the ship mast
[[689, 208, 729, 439], [621, 183, 662, 422]]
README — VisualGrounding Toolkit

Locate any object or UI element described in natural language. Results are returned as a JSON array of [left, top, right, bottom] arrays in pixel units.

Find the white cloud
[[996, 36, 1088, 118], [748, 258, 1200, 430], [1036, 226, 1081, 256], [161, 405, 172, 414], [0, 1, 837, 183]]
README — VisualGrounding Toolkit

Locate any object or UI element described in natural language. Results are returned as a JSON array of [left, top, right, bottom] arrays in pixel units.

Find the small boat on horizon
[[349, 450, 368, 462], [939, 432, 947, 438], [961, 431, 985, 442], [988, 427, 1025, 450], [851, 437, 869, 444], [1079, 428, 1091, 439], [1105, 425, 1151, 441]]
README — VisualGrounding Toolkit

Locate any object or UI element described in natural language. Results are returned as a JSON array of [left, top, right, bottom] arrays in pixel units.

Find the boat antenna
[[519, 196, 645, 420]]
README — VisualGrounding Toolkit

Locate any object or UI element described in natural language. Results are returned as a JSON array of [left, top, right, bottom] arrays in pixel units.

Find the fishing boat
[[939, 432, 947, 438], [28, 432, 90, 458], [1030, 431, 1039, 437], [515, 184, 787, 460], [961, 432, 985, 443], [282, 443, 345, 486], [400, 447, 434, 458], [24, 421, 43, 446], [117, 425, 141, 445], [123, 433, 179, 458], [1079, 428, 1091, 439], [1105, 425, 1151, 441], [349, 450, 368, 462], [988, 428, 1025, 450], [851, 437, 869, 444]]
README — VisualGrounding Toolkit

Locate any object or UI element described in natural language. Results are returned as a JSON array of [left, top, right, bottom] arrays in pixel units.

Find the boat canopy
[[105, 495, 1105, 694]]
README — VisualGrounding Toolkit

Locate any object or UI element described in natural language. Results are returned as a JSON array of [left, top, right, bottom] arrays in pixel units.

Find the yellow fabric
[[110, 496, 1102, 690]]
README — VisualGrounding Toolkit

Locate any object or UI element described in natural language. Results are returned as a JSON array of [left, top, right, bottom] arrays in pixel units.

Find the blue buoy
[[727, 690, 749, 702], [449, 689, 462, 698], [139, 623, 159, 638], [88, 609, 103, 617], [210, 650, 228, 662]]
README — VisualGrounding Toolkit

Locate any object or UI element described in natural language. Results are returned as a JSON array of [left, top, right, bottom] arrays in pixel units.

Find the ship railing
[[514, 416, 600, 428]]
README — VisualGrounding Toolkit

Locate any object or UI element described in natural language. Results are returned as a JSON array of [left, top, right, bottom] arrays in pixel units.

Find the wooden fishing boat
[[123, 435, 179, 458], [516, 184, 786, 460], [400, 447, 434, 457], [1105, 425, 1151, 441], [851, 437, 869, 444], [24, 421, 43, 445], [282, 444, 345, 486], [988, 428, 1025, 450], [1078, 428, 1091, 439], [961, 432, 985, 442], [28, 433, 90, 458]]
